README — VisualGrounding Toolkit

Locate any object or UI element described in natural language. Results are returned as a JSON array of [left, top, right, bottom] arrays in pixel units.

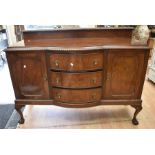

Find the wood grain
[[23, 28, 133, 47], [51, 88, 102, 103], [6, 51, 49, 99], [103, 49, 145, 99], [6, 28, 150, 125], [50, 71, 102, 88], [49, 53, 103, 71], [17, 80, 155, 129]]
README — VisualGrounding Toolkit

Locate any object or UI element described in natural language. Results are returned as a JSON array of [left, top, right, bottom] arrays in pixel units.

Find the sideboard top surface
[[6, 45, 150, 52], [23, 27, 134, 32]]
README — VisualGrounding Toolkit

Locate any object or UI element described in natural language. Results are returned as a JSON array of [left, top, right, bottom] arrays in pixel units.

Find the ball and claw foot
[[131, 105, 142, 125], [18, 117, 25, 124], [15, 105, 25, 124], [132, 117, 139, 125]]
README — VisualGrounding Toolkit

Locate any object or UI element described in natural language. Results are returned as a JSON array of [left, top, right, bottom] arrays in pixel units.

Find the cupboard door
[[7, 51, 49, 99], [104, 50, 145, 99]]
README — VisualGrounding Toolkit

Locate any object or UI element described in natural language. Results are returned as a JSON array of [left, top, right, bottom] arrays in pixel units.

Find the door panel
[[7, 51, 49, 99], [104, 50, 145, 99]]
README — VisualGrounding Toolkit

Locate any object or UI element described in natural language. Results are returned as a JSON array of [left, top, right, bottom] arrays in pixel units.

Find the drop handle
[[56, 78, 60, 84], [43, 75, 48, 81], [55, 60, 60, 67], [91, 78, 97, 84], [56, 94, 62, 99], [93, 60, 98, 65], [107, 73, 111, 81], [70, 62, 74, 67], [91, 94, 96, 100]]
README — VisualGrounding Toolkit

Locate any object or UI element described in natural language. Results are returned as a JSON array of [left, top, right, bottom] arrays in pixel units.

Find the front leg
[[131, 105, 142, 125], [15, 105, 25, 124]]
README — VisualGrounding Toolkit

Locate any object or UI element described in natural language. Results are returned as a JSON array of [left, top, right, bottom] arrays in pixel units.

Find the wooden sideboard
[[6, 28, 150, 125]]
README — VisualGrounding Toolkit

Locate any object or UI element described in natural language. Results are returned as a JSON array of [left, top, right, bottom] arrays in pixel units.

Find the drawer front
[[52, 88, 102, 103], [49, 53, 103, 71], [50, 71, 102, 88]]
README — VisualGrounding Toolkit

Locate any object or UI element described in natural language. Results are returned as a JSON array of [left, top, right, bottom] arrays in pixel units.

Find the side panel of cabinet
[[103, 49, 147, 100], [6, 51, 49, 99]]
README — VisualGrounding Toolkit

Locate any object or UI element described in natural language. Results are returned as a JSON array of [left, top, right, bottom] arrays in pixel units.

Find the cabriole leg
[[15, 105, 25, 124], [131, 105, 142, 125]]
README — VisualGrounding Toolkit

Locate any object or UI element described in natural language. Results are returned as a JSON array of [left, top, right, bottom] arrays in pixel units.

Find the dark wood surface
[[15, 99, 141, 107], [51, 88, 102, 103], [103, 49, 146, 99], [50, 71, 102, 88], [6, 45, 149, 51], [6, 28, 150, 125], [6, 51, 49, 99], [23, 28, 133, 47], [49, 53, 103, 71]]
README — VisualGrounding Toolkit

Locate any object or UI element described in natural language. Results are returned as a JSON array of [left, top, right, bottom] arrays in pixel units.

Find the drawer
[[51, 88, 102, 103], [50, 71, 102, 88], [49, 53, 103, 71]]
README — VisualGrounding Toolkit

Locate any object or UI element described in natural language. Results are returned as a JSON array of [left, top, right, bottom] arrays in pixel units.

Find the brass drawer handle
[[43, 75, 48, 81], [56, 78, 60, 84], [91, 78, 97, 84], [107, 73, 111, 81], [55, 60, 60, 67], [93, 60, 98, 65], [70, 62, 74, 67], [56, 93, 62, 99], [91, 94, 96, 100]]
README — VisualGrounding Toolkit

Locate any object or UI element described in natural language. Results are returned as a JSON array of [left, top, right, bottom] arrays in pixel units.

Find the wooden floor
[[17, 79, 155, 129]]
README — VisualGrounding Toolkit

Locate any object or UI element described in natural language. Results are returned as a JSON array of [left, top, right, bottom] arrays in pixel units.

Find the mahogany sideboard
[[6, 28, 150, 125]]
